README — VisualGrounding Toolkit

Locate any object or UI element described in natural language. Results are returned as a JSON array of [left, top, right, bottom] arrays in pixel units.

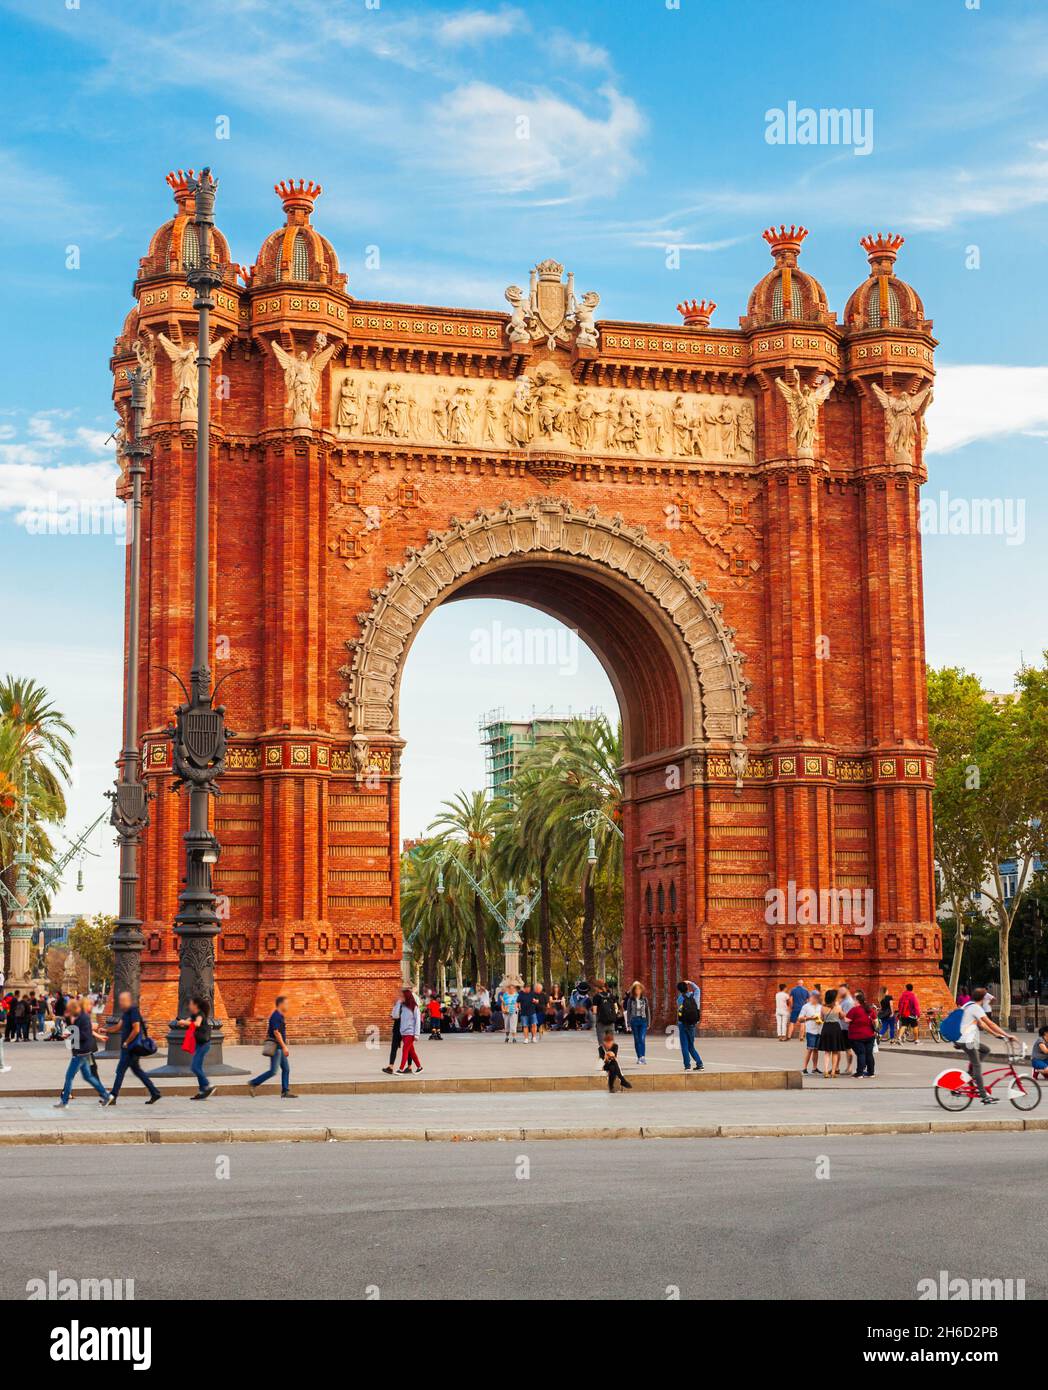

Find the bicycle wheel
[[1008, 1074, 1042, 1111], [934, 1082, 974, 1112]]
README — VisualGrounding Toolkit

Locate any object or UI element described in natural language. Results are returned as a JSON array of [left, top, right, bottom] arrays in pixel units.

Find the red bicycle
[[934, 1044, 1041, 1112]]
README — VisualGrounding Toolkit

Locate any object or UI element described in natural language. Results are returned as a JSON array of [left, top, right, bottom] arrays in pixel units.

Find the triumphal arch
[[112, 174, 944, 1039]]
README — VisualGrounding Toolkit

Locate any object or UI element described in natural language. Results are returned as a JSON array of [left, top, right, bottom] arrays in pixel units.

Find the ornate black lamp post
[[153, 168, 243, 1074], [99, 364, 153, 1058]]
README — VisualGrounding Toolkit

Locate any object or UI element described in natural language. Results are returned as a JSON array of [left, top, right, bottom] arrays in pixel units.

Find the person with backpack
[[590, 980, 618, 1057], [948, 988, 1017, 1104], [877, 987, 897, 1044], [106, 990, 161, 1105], [54, 999, 112, 1108], [176, 996, 214, 1100], [676, 978, 704, 1072]]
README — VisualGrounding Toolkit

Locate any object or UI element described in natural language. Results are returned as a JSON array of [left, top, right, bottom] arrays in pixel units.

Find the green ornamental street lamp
[[432, 851, 540, 984], [152, 168, 244, 1076]]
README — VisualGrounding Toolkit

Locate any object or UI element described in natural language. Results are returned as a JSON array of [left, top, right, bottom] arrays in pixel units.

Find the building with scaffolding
[[479, 707, 600, 798]]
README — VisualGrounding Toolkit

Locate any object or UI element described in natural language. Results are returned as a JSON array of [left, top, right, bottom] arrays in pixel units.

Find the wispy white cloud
[[436, 8, 525, 46], [926, 365, 1048, 454], [423, 82, 644, 197]]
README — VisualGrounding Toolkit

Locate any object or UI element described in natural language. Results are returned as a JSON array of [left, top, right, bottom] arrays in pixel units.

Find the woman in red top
[[846, 990, 878, 1078]]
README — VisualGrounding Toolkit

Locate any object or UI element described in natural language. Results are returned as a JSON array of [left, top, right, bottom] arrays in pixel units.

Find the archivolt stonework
[[337, 499, 752, 748]]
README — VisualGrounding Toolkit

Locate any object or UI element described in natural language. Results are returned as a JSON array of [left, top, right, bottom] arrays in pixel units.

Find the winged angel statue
[[272, 333, 340, 429], [774, 368, 835, 460], [870, 382, 933, 467]]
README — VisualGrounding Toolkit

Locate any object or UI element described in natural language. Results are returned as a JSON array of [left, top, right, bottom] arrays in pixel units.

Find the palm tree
[[428, 789, 503, 990], [400, 841, 472, 992], [0, 678, 74, 978], [511, 715, 623, 985]]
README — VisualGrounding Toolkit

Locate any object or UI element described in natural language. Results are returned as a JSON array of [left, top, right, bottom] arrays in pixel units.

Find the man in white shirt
[[958, 988, 1017, 1104], [798, 990, 823, 1076]]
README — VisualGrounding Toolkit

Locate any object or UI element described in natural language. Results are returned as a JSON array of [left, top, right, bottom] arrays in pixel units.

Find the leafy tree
[[929, 659, 1048, 1025], [67, 913, 116, 989], [509, 715, 622, 984]]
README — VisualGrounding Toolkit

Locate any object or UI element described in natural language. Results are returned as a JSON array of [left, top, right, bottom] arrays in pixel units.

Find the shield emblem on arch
[[534, 277, 568, 337], [184, 709, 222, 764]]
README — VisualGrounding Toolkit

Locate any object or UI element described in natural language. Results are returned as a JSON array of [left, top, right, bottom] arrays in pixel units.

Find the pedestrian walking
[[846, 990, 878, 1078], [393, 988, 422, 1074], [676, 978, 704, 1072], [787, 979, 809, 1039], [177, 996, 214, 1100], [897, 982, 921, 1042], [529, 982, 546, 1041], [774, 982, 790, 1041], [798, 989, 823, 1075], [248, 995, 297, 1097], [817, 988, 846, 1078], [382, 990, 403, 1074], [877, 987, 897, 1044], [601, 1031, 633, 1092], [590, 980, 618, 1057], [53, 1000, 112, 1108], [106, 990, 161, 1105], [0, 996, 9, 1073], [625, 981, 652, 1063]]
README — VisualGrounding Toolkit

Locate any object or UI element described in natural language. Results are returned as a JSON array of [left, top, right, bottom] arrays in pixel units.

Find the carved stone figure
[[502, 261, 599, 350], [870, 382, 933, 467], [380, 381, 412, 439], [504, 375, 534, 447], [570, 389, 598, 449], [363, 385, 382, 435], [482, 384, 500, 444], [533, 367, 569, 440], [505, 285, 530, 344], [774, 368, 834, 460], [158, 331, 229, 425], [671, 396, 694, 456], [448, 386, 475, 444], [734, 404, 756, 461], [132, 333, 155, 426], [335, 377, 361, 436], [614, 395, 643, 451], [645, 401, 667, 454], [432, 386, 450, 441], [272, 333, 339, 429], [575, 290, 600, 348]]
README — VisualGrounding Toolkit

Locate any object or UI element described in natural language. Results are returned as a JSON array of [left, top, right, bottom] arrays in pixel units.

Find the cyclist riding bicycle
[[955, 988, 1018, 1105]]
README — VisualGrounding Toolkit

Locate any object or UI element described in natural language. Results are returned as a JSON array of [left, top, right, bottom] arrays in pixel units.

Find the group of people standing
[[775, 980, 880, 1078]]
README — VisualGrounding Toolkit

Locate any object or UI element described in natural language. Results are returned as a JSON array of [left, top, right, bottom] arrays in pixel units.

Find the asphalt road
[[3, 1134, 1040, 1301]]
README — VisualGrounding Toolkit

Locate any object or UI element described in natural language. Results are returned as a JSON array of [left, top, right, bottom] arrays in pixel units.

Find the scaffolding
[[479, 705, 601, 798]]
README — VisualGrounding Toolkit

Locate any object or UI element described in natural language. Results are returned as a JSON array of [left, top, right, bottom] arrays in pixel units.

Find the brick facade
[[112, 185, 949, 1039]]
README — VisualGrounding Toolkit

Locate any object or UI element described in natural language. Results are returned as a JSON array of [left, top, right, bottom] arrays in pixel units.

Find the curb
[[3, 1116, 1047, 1146]]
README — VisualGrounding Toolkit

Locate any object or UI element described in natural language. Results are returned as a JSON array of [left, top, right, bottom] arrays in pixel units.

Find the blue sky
[[1, 0, 1047, 908]]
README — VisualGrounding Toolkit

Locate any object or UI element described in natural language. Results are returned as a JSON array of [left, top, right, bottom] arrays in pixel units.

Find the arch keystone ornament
[[113, 187, 949, 1038], [337, 499, 752, 748]]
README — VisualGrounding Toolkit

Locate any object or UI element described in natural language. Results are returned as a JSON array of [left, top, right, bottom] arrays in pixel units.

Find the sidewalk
[[1, 1032, 1044, 1146], [0, 1029, 979, 1096]]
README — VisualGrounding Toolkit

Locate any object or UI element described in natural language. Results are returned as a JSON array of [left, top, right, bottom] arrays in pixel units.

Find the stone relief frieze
[[331, 362, 756, 463]]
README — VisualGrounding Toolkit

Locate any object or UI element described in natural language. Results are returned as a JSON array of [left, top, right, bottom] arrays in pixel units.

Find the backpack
[[678, 994, 700, 1026], [938, 1007, 964, 1044]]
